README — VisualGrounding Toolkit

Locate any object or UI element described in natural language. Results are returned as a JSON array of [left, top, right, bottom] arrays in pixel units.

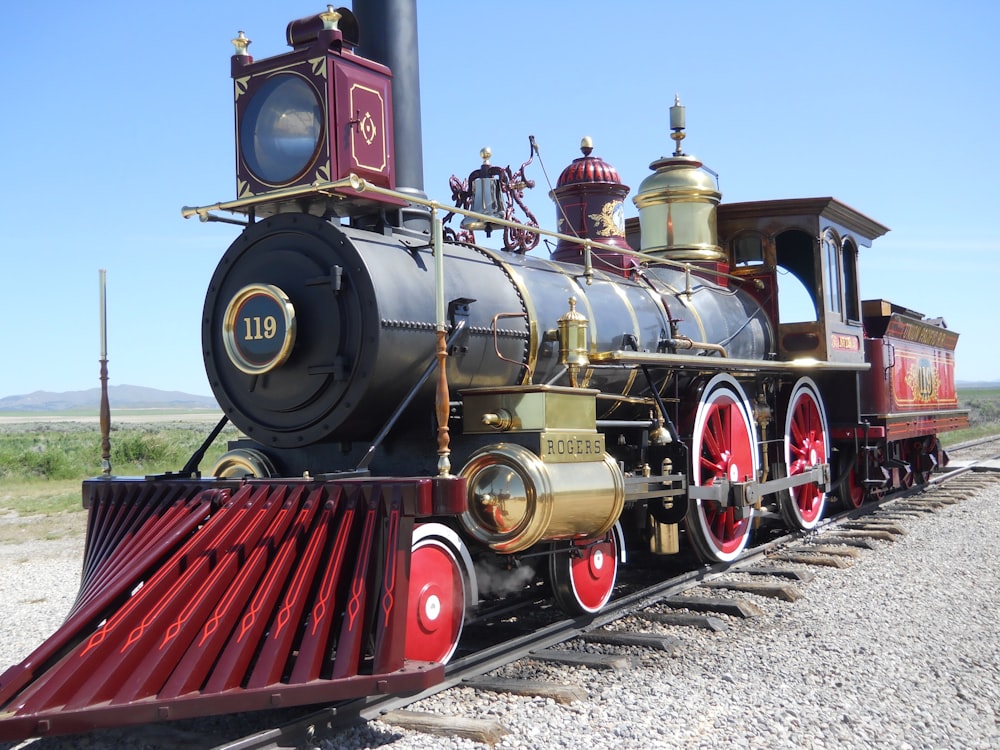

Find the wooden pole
[[99, 269, 111, 476], [432, 210, 451, 477]]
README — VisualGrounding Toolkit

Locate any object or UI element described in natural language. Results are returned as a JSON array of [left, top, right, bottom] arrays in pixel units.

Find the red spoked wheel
[[406, 524, 476, 664], [686, 375, 759, 563], [839, 463, 865, 509], [780, 377, 829, 530], [549, 523, 622, 615]]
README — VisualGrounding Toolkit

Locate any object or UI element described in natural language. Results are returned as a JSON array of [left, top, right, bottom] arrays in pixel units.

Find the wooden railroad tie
[[818, 536, 878, 550], [379, 709, 509, 745], [659, 595, 764, 618], [771, 552, 853, 568], [745, 565, 816, 582], [464, 676, 588, 704], [699, 579, 802, 602], [581, 629, 682, 653], [529, 648, 639, 671], [841, 521, 909, 535], [639, 610, 729, 632]]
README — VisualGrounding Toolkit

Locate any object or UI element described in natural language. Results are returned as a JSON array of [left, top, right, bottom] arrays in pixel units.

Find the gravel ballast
[[1, 478, 998, 749]]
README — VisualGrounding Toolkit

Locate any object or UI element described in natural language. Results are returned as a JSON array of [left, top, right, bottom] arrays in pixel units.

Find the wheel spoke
[[721, 509, 735, 541], [703, 411, 723, 461], [700, 454, 722, 478], [791, 413, 807, 446]]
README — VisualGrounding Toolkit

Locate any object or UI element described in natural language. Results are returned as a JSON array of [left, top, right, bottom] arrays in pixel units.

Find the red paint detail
[[289, 489, 354, 684], [373, 492, 410, 673], [891, 349, 958, 408], [331, 57, 395, 188], [862, 337, 961, 416], [332, 488, 379, 679], [830, 426, 886, 440], [245, 488, 325, 689], [430, 475, 468, 515]]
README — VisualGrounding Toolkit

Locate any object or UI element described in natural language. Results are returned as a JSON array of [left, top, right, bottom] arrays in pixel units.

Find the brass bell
[[461, 147, 506, 234]]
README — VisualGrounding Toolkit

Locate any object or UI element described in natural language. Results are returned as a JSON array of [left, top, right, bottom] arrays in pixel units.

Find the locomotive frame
[[0, 1, 968, 741]]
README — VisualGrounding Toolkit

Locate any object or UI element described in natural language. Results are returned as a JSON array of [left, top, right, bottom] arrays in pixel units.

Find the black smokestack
[[353, 0, 426, 211]]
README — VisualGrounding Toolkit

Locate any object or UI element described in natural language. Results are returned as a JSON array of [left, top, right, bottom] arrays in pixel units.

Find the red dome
[[556, 143, 624, 188], [550, 138, 635, 277]]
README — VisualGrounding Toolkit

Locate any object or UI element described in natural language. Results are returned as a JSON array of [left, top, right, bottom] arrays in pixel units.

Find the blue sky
[[1, 1, 997, 398]]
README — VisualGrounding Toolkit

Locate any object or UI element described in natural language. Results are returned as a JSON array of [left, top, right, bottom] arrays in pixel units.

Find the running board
[[0, 475, 465, 742]]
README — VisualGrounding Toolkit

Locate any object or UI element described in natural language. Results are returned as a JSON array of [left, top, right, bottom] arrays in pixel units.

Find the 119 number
[[243, 315, 277, 341]]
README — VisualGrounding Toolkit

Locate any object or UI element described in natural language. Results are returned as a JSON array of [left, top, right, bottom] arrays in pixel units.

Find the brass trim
[[184, 175, 756, 286], [478, 250, 536, 384], [211, 448, 276, 478], [222, 283, 297, 375], [236, 69, 327, 191]]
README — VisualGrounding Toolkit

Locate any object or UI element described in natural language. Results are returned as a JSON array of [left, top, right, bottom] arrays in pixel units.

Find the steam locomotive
[[0, 1, 967, 741]]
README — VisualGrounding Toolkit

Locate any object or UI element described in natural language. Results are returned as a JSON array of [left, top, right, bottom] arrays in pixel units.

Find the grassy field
[[947, 387, 1000, 445], [0, 416, 240, 542], [0, 388, 997, 539]]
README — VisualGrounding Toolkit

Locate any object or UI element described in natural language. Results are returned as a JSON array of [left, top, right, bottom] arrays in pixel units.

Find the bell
[[461, 147, 506, 233]]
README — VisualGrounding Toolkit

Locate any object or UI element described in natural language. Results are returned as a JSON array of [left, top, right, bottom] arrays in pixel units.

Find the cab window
[[775, 229, 818, 323], [822, 230, 842, 316]]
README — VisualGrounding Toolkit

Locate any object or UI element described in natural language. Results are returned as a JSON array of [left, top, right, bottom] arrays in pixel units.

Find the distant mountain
[[0, 385, 217, 412]]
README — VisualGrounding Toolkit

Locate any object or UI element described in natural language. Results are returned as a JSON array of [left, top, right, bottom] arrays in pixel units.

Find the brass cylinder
[[459, 443, 625, 554]]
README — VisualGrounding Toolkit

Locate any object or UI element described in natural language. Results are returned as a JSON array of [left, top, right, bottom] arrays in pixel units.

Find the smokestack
[[353, 0, 427, 228]]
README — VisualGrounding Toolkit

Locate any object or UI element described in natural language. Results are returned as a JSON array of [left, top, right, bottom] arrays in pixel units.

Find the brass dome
[[633, 153, 724, 264]]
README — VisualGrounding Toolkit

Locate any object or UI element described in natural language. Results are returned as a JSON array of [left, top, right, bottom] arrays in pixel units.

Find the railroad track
[[208, 439, 1000, 750], [14, 444, 992, 749]]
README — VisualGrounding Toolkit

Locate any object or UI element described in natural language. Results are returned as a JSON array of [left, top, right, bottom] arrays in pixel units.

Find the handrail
[[181, 174, 753, 285]]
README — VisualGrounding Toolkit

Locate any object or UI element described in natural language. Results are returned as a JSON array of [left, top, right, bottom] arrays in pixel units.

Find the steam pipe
[[665, 335, 728, 357]]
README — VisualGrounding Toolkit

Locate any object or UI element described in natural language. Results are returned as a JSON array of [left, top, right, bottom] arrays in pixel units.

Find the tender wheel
[[780, 377, 829, 530], [904, 437, 935, 485], [899, 455, 916, 488], [406, 524, 476, 664], [549, 523, 623, 615], [686, 375, 759, 563]]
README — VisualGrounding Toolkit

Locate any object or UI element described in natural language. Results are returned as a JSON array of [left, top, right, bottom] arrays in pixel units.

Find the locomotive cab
[[717, 197, 889, 365]]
